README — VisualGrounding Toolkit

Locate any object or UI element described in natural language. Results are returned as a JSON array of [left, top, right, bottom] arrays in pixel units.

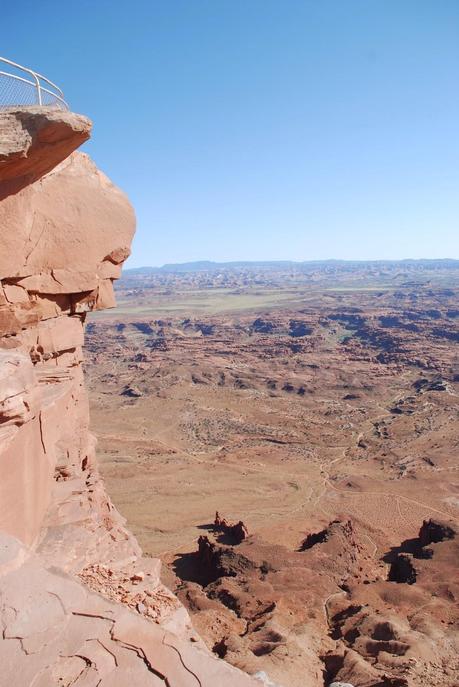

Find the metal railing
[[0, 56, 69, 111]]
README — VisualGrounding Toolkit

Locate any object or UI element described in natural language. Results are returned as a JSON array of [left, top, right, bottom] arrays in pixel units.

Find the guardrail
[[0, 57, 69, 111]]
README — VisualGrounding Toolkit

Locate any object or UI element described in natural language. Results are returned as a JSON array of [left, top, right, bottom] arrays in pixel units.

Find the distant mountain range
[[126, 260, 297, 274], [124, 259, 459, 274]]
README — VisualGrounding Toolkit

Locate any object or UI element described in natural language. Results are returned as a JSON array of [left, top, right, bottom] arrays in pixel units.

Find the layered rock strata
[[0, 109, 259, 686]]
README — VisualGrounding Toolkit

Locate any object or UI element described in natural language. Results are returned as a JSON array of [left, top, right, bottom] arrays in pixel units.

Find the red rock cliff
[[0, 109, 259, 687]]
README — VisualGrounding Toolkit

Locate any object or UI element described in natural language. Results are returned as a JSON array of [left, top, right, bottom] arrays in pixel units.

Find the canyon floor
[[86, 262, 459, 687]]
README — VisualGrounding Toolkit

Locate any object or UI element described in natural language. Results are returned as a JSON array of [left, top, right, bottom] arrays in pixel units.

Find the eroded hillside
[[86, 272, 459, 687]]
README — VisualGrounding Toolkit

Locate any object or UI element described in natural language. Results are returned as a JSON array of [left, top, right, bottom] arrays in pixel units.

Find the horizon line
[[125, 257, 459, 271]]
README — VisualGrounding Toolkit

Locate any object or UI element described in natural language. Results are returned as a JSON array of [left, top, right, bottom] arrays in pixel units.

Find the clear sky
[[3, 1, 459, 267]]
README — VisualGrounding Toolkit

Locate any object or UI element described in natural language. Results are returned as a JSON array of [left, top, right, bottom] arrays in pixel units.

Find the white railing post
[[32, 71, 42, 106]]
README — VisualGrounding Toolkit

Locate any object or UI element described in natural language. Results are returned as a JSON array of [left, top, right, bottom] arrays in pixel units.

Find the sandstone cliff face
[[0, 109, 259, 687]]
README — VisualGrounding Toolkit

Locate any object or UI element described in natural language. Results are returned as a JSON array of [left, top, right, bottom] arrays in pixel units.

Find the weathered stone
[[0, 107, 259, 687], [0, 108, 91, 200]]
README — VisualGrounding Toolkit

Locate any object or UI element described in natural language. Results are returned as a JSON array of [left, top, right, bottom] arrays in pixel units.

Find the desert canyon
[[0, 108, 261, 686], [0, 107, 458, 687], [85, 261, 459, 687]]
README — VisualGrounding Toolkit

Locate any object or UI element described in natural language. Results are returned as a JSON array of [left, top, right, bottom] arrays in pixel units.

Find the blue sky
[[3, 1, 459, 266]]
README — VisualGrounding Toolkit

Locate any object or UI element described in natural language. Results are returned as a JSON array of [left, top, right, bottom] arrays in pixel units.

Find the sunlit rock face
[[0, 108, 91, 200], [0, 111, 135, 545], [0, 109, 258, 687]]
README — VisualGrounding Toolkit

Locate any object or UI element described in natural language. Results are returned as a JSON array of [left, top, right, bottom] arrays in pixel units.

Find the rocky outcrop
[[171, 517, 375, 687], [0, 109, 258, 686], [0, 108, 90, 200], [0, 119, 135, 545]]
